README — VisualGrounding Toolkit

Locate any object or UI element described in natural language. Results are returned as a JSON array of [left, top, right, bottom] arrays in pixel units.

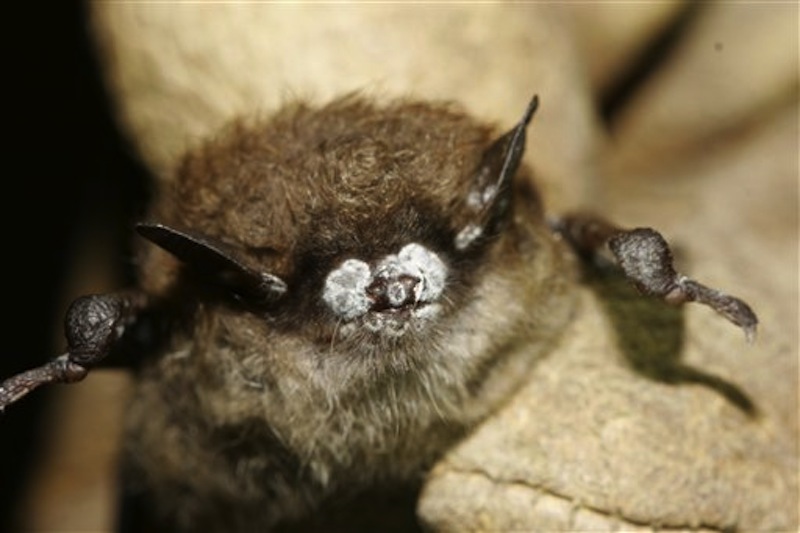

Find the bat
[[0, 94, 757, 531]]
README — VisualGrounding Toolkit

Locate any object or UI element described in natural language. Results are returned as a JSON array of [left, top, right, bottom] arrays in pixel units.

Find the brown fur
[[125, 95, 576, 531]]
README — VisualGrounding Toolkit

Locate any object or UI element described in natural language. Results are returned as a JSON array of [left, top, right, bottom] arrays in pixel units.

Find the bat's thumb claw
[[723, 299, 758, 344]]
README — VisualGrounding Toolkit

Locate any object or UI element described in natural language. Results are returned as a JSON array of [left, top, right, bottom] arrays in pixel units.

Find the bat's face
[[322, 241, 447, 338], [137, 96, 552, 370]]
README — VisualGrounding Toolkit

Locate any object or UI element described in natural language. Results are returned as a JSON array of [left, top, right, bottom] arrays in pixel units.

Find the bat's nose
[[367, 274, 420, 311]]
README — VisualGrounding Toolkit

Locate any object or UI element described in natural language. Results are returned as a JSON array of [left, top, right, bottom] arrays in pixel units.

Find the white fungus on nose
[[322, 259, 371, 320], [322, 243, 448, 321], [395, 243, 446, 301]]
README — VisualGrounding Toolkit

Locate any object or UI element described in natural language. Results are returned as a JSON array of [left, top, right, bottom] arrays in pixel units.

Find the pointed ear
[[455, 95, 539, 251], [136, 223, 287, 304]]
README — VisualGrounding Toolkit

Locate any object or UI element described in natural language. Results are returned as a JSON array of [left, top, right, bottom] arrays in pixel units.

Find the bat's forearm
[[552, 213, 758, 340], [0, 290, 149, 411]]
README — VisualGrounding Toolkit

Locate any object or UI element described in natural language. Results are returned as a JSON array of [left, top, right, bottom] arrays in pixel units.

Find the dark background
[[1, 2, 149, 531]]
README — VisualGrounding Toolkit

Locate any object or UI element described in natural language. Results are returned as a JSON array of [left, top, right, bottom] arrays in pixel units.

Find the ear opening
[[136, 222, 287, 305], [455, 95, 539, 252]]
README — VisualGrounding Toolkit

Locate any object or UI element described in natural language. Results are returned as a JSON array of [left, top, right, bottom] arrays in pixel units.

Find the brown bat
[[0, 95, 757, 532]]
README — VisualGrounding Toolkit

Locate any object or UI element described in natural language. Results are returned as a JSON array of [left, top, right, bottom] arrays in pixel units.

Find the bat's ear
[[136, 222, 287, 305], [454, 95, 539, 252]]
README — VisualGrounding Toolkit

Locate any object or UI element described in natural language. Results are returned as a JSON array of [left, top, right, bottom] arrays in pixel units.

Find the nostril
[[388, 275, 419, 306], [367, 275, 420, 310]]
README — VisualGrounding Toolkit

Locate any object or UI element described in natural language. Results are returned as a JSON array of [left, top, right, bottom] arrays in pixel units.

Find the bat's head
[[137, 95, 563, 376]]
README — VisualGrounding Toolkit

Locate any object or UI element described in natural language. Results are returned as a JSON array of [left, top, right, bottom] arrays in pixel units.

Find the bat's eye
[[322, 243, 448, 335]]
